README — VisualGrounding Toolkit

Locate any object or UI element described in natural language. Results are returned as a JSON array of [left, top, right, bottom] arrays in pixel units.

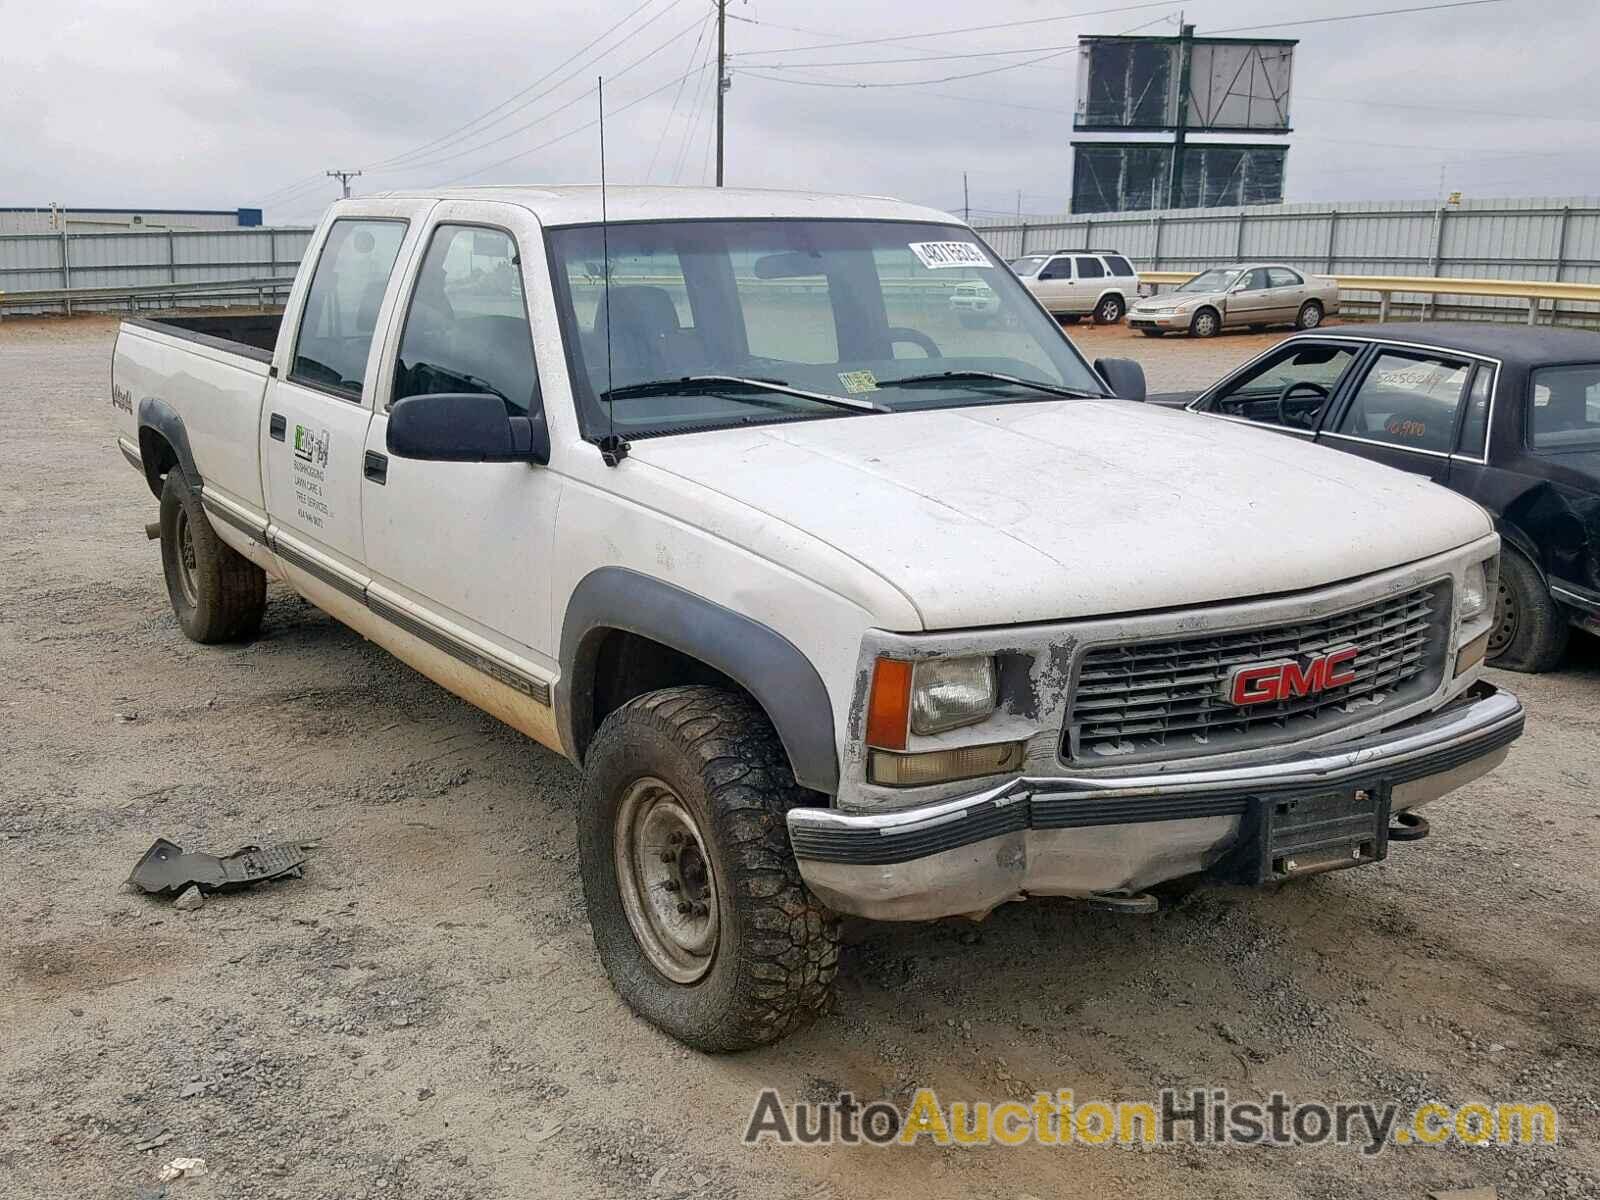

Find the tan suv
[[1009, 249, 1140, 325]]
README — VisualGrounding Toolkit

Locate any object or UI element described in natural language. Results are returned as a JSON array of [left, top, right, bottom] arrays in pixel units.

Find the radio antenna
[[596, 75, 628, 467]]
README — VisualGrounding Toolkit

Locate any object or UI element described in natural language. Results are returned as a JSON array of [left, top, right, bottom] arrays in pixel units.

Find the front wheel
[[1488, 550, 1568, 672], [1094, 294, 1126, 324], [577, 686, 839, 1051], [1189, 307, 1221, 338]]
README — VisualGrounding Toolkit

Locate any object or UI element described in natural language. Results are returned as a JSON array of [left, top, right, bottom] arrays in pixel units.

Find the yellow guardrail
[[1140, 270, 1600, 324]]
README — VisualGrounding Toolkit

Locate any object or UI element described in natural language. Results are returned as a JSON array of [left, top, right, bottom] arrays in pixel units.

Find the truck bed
[[127, 311, 284, 363]]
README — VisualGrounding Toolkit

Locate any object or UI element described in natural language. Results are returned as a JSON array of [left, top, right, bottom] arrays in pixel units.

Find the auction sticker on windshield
[[909, 242, 992, 270]]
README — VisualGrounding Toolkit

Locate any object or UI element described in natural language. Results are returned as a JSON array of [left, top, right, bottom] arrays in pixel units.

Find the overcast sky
[[2, 0, 1597, 224]]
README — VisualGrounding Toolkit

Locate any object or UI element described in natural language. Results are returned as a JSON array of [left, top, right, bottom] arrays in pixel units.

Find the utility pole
[[714, 0, 728, 187], [962, 172, 970, 223], [326, 169, 362, 199]]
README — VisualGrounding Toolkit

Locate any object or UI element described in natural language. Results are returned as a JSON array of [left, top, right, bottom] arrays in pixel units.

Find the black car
[[1176, 322, 1600, 671]]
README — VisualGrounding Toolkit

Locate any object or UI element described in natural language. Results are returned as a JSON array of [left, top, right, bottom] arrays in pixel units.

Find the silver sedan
[[1127, 263, 1340, 338]]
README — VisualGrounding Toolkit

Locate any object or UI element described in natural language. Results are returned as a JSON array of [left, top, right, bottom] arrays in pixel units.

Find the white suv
[[1011, 249, 1140, 325]]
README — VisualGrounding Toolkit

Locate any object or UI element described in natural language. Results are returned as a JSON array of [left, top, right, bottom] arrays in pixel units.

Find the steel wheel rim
[[1488, 578, 1518, 656], [614, 777, 719, 984], [174, 508, 199, 608], [1302, 305, 1322, 329]]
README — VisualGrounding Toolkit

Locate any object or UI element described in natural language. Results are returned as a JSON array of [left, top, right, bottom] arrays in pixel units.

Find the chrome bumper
[[788, 684, 1524, 921]]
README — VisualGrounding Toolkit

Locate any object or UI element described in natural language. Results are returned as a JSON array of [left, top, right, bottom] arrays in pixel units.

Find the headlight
[[1461, 559, 1490, 621], [911, 656, 998, 735]]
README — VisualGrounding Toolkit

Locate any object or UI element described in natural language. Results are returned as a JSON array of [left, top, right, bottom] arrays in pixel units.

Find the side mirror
[[1095, 357, 1147, 403], [387, 393, 549, 465], [1231, 280, 1251, 293]]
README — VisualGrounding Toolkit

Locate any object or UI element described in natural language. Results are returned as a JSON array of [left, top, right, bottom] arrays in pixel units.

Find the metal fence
[[972, 196, 1600, 326], [0, 225, 315, 315]]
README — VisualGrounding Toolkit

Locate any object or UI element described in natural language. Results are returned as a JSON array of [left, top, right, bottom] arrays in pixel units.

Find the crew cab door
[[360, 201, 563, 683], [262, 207, 421, 591], [1319, 345, 1480, 484]]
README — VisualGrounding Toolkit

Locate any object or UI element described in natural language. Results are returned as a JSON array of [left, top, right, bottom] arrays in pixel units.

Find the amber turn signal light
[[866, 656, 913, 751]]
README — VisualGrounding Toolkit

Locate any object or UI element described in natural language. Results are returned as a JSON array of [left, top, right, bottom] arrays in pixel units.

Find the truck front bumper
[[787, 683, 1523, 921]]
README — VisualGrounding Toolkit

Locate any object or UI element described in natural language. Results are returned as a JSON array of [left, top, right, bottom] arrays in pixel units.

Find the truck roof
[[363, 185, 959, 228]]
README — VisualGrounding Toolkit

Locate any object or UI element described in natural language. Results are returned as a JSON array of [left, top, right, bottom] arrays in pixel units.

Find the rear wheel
[[578, 686, 839, 1051], [1094, 294, 1126, 325], [159, 469, 266, 643], [1189, 307, 1221, 338], [1296, 300, 1324, 330], [1487, 550, 1568, 672]]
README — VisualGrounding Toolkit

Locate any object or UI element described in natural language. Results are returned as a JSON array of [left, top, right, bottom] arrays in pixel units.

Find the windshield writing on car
[[547, 220, 1106, 440]]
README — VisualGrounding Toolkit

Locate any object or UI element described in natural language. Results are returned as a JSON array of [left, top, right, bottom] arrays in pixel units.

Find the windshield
[[546, 220, 1108, 440], [1008, 256, 1047, 277], [1177, 268, 1239, 293], [1528, 363, 1600, 450]]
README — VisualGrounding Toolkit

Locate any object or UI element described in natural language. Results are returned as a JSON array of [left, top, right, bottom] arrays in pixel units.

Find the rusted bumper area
[[787, 683, 1524, 921]]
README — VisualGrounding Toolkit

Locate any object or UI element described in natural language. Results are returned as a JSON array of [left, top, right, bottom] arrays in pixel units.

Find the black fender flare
[[136, 397, 201, 498], [557, 567, 839, 794]]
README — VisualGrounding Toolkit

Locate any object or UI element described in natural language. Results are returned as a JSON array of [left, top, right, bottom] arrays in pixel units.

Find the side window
[[1075, 256, 1106, 279], [1103, 255, 1135, 277], [1268, 267, 1302, 288], [1037, 256, 1070, 281], [1457, 366, 1492, 457], [1336, 350, 1472, 454], [291, 219, 407, 400], [1206, 343, 1358, 428], [394, 226, 538, 415], [1242, 268, 1272, 291]]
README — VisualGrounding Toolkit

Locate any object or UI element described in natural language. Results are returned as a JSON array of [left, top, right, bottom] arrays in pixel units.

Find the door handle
[[269, 413, 286, 441], [364, 450, 388, 485]]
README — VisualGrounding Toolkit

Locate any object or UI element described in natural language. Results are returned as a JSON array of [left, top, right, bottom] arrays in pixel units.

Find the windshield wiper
[[601, 375, 887, 414], [874, 370, 1108, 399]]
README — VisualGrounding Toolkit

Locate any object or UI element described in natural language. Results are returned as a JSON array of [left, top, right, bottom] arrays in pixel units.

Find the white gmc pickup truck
[[111, 186, 1524, 1051]]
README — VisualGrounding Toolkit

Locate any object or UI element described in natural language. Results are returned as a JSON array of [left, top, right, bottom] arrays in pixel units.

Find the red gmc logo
[[1224, 646, 1359, 706]]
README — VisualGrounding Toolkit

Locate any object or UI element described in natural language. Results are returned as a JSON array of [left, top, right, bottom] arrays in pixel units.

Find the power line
[[439, 59, 711, 185], [1208, 0, 1506, 35], [672, 33, 720, 182], [362, 0, 677, 172], [741, 45, 1079, 89], [646, 12, 714, 181], [731, 0, 1184, 56], [1298, 93, 1600, 126], [374, 15, 705, 177], [743, 40, 1088, 70]]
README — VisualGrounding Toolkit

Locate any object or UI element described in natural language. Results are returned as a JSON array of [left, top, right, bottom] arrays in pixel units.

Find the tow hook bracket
[[1087, 891, 1159, 915], [1388, 811, 1430, 842]]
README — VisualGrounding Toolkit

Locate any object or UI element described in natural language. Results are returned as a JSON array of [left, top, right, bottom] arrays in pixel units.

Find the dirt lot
[[2, 315, 1597, 1200]]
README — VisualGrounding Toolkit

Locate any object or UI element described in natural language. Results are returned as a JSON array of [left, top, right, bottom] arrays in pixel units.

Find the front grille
[[1066, 582, 1451, 763]]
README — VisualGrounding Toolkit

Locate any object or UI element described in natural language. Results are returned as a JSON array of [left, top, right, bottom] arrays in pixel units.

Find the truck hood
[[625, 400, 1493, 630]]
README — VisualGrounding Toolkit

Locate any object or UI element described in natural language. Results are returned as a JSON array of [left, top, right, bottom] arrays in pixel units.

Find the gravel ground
[[2, 315, 1597, 1200]]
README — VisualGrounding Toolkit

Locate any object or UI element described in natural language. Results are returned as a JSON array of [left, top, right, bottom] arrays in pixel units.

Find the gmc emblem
[[1224, 646, 1359, 707]]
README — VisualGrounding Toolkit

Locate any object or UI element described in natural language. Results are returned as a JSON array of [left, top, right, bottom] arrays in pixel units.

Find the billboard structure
[[1070, 27, 1295, 213]]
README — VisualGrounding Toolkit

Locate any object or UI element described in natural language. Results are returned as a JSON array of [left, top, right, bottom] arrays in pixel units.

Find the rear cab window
[[1527, 363, 1600, 451], [290, 219, 408, 401]]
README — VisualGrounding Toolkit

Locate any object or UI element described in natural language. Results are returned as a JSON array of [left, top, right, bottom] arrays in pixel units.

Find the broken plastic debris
[[126, 838, 311, 896], [158, 1157, 208, 1183]]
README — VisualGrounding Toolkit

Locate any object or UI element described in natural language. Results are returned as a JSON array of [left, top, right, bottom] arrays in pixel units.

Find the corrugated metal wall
[[0, 226, 315, 313], [973, 196, 1600, 325]]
